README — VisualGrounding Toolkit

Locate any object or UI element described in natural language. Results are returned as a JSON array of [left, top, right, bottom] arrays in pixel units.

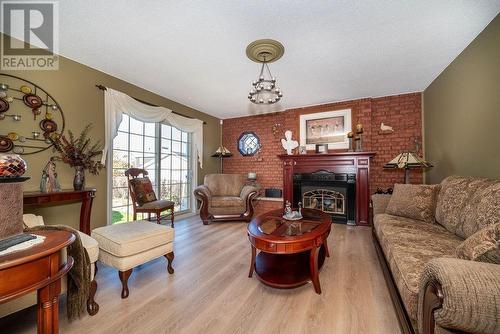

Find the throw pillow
[[130, 177, 157, 206], [385, 183, 439, 224], [456, 223, 500, 264]]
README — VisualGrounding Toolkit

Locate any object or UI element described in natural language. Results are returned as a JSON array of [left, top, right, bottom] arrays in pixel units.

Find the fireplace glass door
[[302, 189, 345, 215], [293, 171, 356, 224]]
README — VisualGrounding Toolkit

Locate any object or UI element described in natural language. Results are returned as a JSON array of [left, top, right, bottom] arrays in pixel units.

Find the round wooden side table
[[247, 208, 331, 294], [0, 230, 75, 334]]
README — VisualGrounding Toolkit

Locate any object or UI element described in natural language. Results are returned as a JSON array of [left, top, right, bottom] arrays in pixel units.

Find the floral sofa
[[372, 176, 500, 334]]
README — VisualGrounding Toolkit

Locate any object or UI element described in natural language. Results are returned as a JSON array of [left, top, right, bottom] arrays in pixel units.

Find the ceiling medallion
[[246, 39, 284, 105]]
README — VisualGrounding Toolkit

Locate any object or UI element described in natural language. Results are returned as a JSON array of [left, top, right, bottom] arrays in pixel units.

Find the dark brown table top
[[23, 188, 96, 197], [248, 208, 331, 243], [0, 231, 75, 270]]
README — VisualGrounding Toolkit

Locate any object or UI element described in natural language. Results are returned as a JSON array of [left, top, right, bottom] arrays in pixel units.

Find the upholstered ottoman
[[91, 221, 174, 298]]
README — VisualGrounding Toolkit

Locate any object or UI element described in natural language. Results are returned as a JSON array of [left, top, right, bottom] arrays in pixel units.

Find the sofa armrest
[[371, 194, 392, 215], [194, 185, 212, 201], [418, 258, 500, 334], [240, 184, 261, 200]]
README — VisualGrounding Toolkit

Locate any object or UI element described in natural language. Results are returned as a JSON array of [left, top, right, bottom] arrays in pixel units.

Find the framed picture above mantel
[[299, 109, 352, 151]]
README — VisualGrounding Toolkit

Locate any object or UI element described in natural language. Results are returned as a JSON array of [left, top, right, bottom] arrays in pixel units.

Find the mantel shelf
[[278, 151, 376, 158]]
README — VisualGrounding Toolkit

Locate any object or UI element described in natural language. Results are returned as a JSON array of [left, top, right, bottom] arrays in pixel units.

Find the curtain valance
[[102, 88, 203, 168]]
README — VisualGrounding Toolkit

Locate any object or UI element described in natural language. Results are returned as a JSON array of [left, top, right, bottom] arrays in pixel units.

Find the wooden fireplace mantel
[[278, 152, 376, 226]]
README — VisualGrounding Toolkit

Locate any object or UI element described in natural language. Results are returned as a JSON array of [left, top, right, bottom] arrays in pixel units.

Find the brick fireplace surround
[[223, 93, 423, 217]]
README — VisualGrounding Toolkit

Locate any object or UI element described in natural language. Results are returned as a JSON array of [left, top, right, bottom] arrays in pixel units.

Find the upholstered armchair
[[194, 174, 260, 225]]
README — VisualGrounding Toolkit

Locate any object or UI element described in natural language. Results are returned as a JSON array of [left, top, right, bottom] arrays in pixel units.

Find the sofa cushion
[[92, 221, 174, 257], [371, 194, 392, 215], [456, 223, 500, 264], [385, 184, 438, 223], [211, 196, 245, 208], [205, 174, 246, 197], [209, 205, 247, 216], [130, 177, 157, 206], [436, 176, 500, 238], [374, 213, 462, 320], [460, 180, 500, 239]]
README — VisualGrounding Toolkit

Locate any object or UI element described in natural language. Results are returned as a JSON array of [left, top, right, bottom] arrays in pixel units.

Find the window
[[111, 114, 193, 224], [160, 123, 192, 213], [238, 132, 261, 156]]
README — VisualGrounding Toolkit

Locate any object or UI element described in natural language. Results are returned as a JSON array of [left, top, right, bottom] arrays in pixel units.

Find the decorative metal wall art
[[0, 74, 65, 155]]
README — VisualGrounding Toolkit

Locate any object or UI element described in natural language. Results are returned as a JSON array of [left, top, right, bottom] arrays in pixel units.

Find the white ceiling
[[11, 1, 500, 118]]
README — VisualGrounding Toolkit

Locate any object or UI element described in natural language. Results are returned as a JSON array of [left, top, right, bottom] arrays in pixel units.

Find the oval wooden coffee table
[[247, 208, 331, 294]]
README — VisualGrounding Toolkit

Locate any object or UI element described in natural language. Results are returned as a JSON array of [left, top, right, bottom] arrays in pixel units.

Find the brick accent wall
[[370, 94, 423, 189], [222, 93, 423, 196]]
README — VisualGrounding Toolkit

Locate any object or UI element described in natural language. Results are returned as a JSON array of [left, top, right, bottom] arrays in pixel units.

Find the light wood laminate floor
[[0, 216, 400, 334]]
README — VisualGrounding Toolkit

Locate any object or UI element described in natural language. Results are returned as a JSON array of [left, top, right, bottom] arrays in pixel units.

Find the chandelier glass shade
[[248, 57, 282, 105]]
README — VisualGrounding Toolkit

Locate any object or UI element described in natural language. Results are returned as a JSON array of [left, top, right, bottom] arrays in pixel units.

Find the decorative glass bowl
[[0, 154, 27, 177]]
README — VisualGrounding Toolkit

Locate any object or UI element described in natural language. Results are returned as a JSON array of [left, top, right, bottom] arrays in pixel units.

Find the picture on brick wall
[[299, 109, 351, 150], [306, 116, 344, 144]]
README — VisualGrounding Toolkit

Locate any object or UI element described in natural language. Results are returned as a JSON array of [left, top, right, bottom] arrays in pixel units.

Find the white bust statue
[[281, 130, 299, 155]]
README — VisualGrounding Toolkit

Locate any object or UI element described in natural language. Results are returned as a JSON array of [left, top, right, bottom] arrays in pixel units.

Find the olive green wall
[[423, 14, 500, 183], [0, 33, 220, 230]]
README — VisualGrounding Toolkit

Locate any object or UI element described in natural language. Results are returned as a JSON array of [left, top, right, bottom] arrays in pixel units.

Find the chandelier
[[246, 39, 284, 105]]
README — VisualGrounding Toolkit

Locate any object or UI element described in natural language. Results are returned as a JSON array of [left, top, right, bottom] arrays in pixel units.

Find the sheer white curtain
[[101, 88, 204, 168]]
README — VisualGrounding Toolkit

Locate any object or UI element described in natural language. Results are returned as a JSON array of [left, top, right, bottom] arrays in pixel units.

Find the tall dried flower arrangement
[[51, 124, 104, 175]]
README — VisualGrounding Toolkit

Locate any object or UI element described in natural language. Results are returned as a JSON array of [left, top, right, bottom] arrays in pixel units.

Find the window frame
[[237, 131, 261, 156], [107, 115, 197, 225]]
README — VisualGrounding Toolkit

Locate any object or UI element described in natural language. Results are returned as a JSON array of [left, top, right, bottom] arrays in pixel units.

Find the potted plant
[[50, 124, 103, 190]]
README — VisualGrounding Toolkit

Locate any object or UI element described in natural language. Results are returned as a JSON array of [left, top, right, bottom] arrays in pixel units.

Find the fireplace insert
[[293, 171, 356, 225]]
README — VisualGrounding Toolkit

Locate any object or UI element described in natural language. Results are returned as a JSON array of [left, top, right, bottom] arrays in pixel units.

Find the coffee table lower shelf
[[254, 246, 326, 289]]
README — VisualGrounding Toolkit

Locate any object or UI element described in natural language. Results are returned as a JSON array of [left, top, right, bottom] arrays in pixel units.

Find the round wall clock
[[0, 74, 65, 155]]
